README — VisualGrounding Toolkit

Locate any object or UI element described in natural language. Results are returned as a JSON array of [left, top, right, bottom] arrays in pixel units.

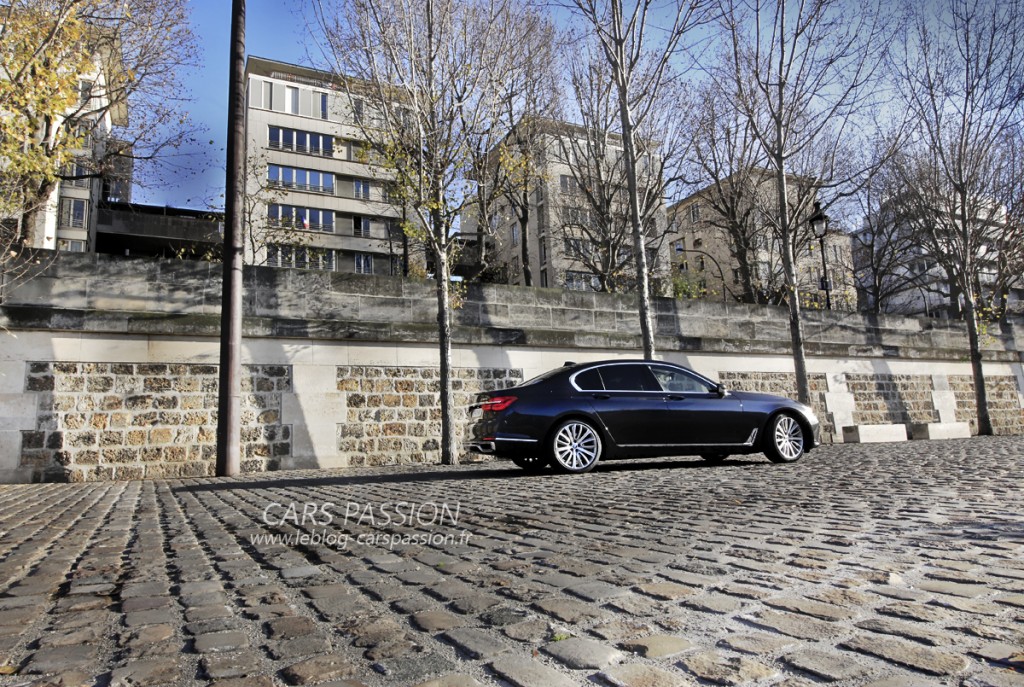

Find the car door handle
[[666, 395, 686, 401], [592, 393, 611, 400]]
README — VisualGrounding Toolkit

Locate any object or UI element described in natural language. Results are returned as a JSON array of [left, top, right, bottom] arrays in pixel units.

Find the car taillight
[[482, 396, 517, 412]]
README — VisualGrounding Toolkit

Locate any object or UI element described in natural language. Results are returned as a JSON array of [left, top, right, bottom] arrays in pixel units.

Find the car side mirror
[[715, 383, 728, 398]]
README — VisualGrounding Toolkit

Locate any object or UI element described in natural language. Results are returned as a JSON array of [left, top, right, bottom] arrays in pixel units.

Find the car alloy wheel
[[766, 413, 804, 463], [550, 420, 602, 473]]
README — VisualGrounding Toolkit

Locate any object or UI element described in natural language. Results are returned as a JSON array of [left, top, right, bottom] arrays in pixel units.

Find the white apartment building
[[10, 54, 129, 254], [244, 57, 413, 276], [854, 195, 1024, 318], [486, 120, 671, 293]]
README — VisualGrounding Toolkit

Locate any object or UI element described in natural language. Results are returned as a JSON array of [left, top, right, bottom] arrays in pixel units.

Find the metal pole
[[216, 0, 245, 477], [818, 235, 832, 311]]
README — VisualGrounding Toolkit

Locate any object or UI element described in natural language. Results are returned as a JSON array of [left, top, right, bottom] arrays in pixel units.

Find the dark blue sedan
[[466, 360, 820, 473]]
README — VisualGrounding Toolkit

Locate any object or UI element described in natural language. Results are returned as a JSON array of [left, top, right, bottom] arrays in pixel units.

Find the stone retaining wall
[[335, 366, 523, 467], [20, 362, 291, 482], [0, 253, 1021, 483]]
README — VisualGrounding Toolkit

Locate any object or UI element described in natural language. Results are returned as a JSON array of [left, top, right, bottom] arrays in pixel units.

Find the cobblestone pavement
[[0, 438, 1022, 687]]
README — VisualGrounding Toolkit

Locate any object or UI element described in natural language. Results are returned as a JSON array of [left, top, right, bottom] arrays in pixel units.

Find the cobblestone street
[[0, 437, 1021, 687]]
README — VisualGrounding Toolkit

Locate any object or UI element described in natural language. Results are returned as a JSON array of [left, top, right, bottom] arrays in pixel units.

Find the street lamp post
[[809, 201, 832, 311]]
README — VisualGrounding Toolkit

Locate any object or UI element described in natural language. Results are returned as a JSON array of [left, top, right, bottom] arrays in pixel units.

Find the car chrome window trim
[[494, 437, 539, 443], [570, 361, 721, 394]]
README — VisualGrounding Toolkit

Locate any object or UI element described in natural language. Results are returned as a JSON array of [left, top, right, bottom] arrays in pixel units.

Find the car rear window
[[574, 368, 604, 390]]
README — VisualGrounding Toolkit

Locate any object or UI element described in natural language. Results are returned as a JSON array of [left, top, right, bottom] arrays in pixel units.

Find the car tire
[[511, 455, 548, 472], [700, 453, 729, 464], [548, 419, 603, 474], [764, 413, 805, 463]]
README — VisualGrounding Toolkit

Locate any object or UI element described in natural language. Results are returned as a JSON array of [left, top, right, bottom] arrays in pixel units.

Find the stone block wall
[[719, 371, 833, 438], [20, 362, 291, 482], [847, 374, 939, 426], [950, 375, 1024, 435], [336, 366, 523, 466]]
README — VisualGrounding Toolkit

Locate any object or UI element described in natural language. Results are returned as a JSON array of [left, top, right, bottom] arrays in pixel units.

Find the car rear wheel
[[549, 420, 602, 473], [764, 413, 805, 463], [700, 453, 729, 464], [511, 455, 548, 472]]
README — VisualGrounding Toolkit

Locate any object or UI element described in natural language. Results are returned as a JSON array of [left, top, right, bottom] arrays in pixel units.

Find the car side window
[[574, 368, 604, 391], [650, 365, 712, 393], [600, 364, 660, 392]]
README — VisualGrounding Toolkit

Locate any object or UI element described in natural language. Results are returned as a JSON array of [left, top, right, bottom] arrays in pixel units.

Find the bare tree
[[564, 0, 711, 359], [553, 49, 672, 294], [891, 0, 1024, 435], [485, 11, 560, 287], [849, 143, 937, 315], [715, 0, 894, 404], [314, 0, 539, 464]]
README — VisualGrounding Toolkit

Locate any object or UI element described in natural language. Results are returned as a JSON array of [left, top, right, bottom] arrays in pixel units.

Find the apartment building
[[8, 53, 130, 254], [853, 194, 1024, 318], [668, 178, 856, 310], [244, 57, 414, 276], [485, 120, 671, 293]]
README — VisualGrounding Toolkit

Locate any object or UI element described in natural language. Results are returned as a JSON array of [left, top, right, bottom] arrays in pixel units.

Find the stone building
[[482, 120, 671, 293], [667, 176, 856, 310]]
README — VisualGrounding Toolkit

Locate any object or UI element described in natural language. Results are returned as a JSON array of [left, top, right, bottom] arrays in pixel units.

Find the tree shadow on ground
[[172, 455, 769, 494]]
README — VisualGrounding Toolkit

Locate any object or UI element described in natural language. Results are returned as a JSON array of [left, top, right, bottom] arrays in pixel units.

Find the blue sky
[[135, 1, 314, 209]]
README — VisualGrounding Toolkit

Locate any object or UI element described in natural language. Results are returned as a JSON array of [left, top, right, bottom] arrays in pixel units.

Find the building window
[[674, 239, 685, 254], [355, 253, 373, 274], [268, 165, 334, 194], [268, 126, 333, 156], [733, 268, 741, 283], [539, 241, 547, 265], [510, 224, 519, 246], [79, 80, 93, 105], [319, 92, 329, 120], [559, 175, 578, 195], [59, 198, 87, 229], [693, 237, 703, 249], [62, 160, 90, 188], [565, 270, 598, 291], [353, 98, 364, 124], [286, 86, 299, 114], [540, 270, 548, 288], [679, 260, 689, 272], [563, 237, 591, 259], [511, 256, 520, 280], [353, 179, 371, 200], [57, 239, 86, 252], [353, 216, 371, 237], [268, 244, 338, 272], [268, 204, 334, 232], [697, 256, 706, 271], [689, 203, 701, 223]]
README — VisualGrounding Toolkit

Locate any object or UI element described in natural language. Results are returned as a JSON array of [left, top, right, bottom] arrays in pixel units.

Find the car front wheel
[[549, 419, 603, 473], [764, 413, 805, 463]]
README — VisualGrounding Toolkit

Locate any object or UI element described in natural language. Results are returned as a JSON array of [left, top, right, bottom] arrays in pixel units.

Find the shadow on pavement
[[173, 456, 767, 494]]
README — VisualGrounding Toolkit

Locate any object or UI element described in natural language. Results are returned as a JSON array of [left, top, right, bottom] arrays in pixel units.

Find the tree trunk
[[432, 216, 458, 465], [519, 187, 532, 287], [963, 296, 994, 435], [775, 162, 811, 406], [615, 88, 655, 359]]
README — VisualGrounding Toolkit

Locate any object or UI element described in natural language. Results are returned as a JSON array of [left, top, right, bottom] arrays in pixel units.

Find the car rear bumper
[[465, 440, 496, 455]]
